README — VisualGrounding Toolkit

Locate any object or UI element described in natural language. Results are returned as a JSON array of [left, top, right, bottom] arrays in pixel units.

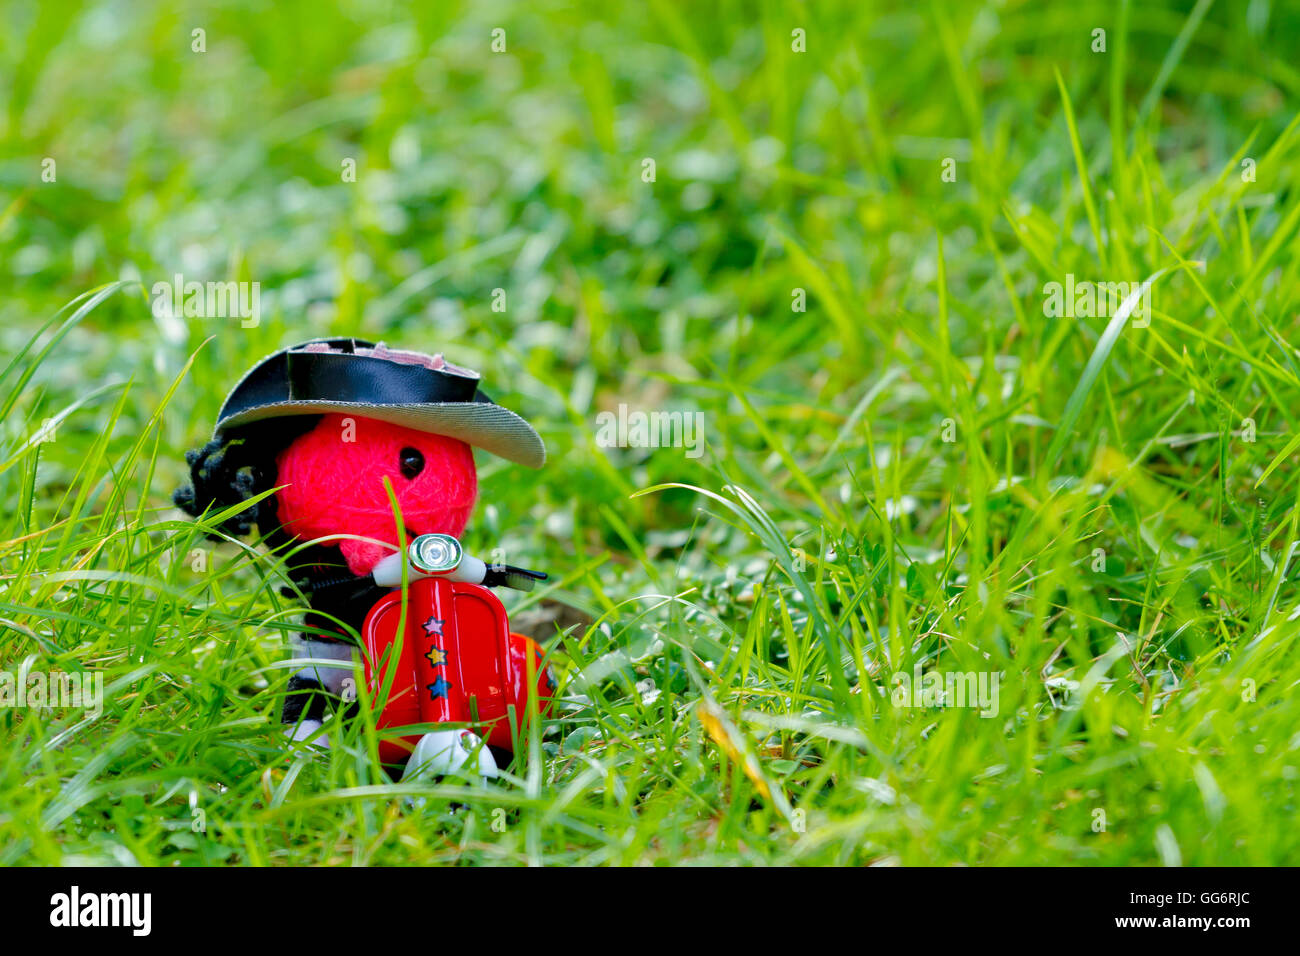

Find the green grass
[[2, 0, 1300, 865]]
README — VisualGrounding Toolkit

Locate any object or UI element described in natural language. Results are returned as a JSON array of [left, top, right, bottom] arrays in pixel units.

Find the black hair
[[176, 414, 382, 640], [173, 416, 321, 540]]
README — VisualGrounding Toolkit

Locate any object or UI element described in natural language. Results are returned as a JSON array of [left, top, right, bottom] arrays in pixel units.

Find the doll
[[174, 337, 554, 778]]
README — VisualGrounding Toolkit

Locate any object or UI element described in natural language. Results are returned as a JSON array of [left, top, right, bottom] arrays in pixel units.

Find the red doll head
[[274, 413, 478, 576]]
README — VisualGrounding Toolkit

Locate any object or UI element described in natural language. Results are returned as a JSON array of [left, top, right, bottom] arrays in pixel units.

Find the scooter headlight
[[408, 533, 463, 575]]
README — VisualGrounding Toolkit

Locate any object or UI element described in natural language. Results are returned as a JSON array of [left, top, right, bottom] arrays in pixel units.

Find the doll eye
[[399, 447, 425, 480]]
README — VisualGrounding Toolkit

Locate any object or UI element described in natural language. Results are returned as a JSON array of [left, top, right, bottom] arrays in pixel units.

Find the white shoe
[[286, 718, 329, 749], [402, 730, 498, 780]]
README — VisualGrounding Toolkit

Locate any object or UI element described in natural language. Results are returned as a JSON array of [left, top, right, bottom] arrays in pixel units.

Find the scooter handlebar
[[371, 534, 546, 592]]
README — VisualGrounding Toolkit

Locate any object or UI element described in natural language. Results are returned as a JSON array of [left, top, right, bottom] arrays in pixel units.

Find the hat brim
[[216, 400, 546, 469]]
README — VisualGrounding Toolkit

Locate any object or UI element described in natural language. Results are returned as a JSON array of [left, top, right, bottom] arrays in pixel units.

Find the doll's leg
[[282, 636, 357, 747], [283, 675, 328, 743]]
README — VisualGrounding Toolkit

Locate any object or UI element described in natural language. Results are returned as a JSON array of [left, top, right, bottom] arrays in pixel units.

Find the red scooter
[[363, 534, 556, 776]]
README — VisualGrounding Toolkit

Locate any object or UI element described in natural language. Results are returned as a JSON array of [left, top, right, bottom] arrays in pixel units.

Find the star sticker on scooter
[[427, 677, 452, 700], [424, 645, 447, 667], [421, 616, 444, 637]]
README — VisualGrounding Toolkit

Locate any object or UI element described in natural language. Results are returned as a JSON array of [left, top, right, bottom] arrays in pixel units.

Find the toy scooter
[[363, 534, 555, 777]]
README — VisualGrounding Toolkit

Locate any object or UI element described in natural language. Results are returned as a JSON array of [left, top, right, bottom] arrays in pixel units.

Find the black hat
[[213, 337, 545, 468]]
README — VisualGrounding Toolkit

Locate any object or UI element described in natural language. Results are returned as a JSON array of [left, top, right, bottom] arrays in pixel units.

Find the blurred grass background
[[3, 0, 1300, 865]]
